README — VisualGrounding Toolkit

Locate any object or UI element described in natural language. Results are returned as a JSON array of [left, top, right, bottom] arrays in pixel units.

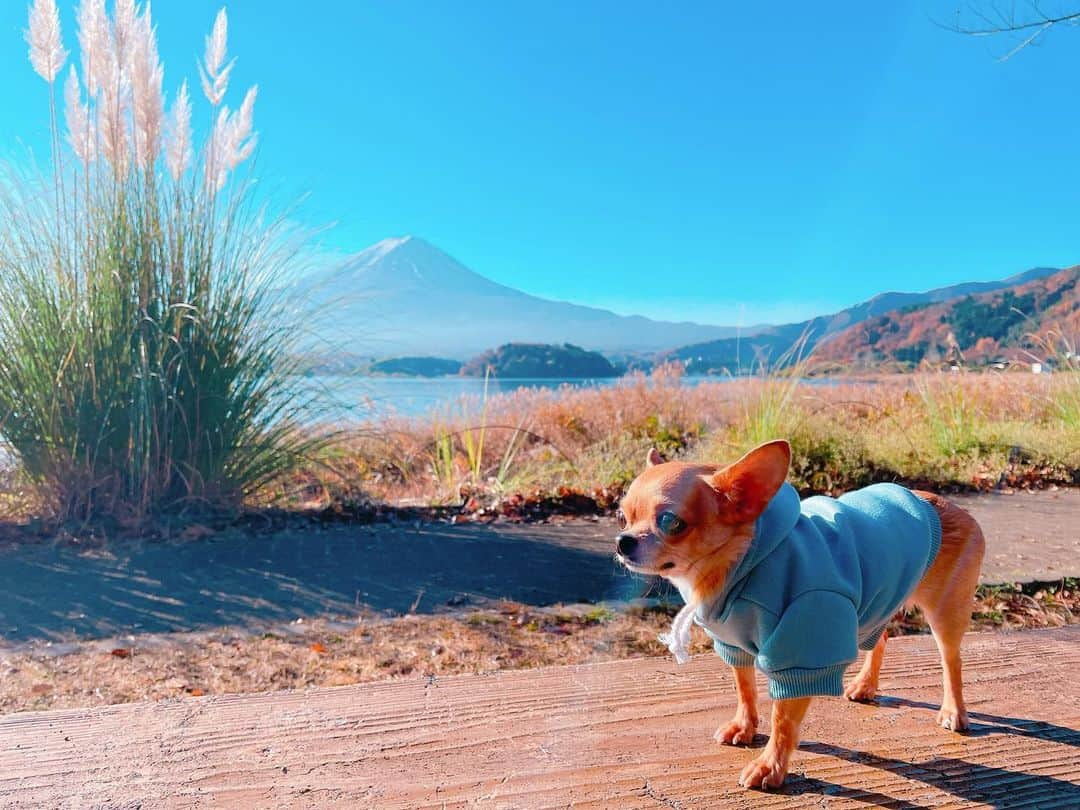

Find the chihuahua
[[616, 440, 985, 789]]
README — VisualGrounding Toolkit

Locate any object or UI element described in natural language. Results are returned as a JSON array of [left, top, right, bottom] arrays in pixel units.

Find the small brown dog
[[616, 440, 985, 789]]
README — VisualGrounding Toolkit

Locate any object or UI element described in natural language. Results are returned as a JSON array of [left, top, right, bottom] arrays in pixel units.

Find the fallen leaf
[[309, 642, 328, 654], [110, 648, 131, 658], [180, 523, 215, 541], [187, 687, 206, 697], [31, 683, 52, 696]]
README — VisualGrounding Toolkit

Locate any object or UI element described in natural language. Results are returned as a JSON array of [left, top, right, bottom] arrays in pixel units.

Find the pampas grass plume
[[113, 0, 137, 59], [97, 54, 130, 172], [26, 0, 68, 83], [76, 0, 107, 96], [200, 9, 234, 106], [205, 83, 257, 191], [165, 80, 192, 180], [32, 2, 250, 186], [130, 6, 165, 169], [229, 85, 258, 167], [63, 66, 95, 163]]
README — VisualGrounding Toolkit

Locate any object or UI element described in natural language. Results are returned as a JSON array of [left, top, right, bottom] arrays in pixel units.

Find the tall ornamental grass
[[0, 1, 316, 522]]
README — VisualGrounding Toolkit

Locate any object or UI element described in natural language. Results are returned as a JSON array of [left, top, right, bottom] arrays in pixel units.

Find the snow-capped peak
[[358, 235, 414, 263]]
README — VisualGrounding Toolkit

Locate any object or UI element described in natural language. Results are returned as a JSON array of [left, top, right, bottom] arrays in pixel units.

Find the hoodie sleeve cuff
[[859, 624, 887, 651], [714, 640, 756, 668], [766, 664, 848, 699]]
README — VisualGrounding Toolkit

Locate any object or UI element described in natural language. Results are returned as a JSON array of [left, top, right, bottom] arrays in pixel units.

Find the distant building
[[944, 338, 965, 370]]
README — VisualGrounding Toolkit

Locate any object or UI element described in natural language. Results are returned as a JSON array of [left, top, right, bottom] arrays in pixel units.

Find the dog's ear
[[646, 447, 665, 467], [709, 440, 791, 523]]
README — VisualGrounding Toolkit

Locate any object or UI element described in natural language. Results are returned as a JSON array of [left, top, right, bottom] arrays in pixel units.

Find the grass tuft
[[0, 3, 319, 524]]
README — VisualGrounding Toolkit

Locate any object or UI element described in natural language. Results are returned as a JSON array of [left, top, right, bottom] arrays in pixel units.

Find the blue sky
[[1, 1, 1078, 326]]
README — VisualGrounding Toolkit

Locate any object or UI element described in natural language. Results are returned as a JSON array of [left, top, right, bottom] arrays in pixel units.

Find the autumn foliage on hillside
[[816, 268, 1079, 369]]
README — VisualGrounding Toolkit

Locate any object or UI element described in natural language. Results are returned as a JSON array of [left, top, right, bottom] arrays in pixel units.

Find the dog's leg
[[715, 665, 758, 745], [911, 492, 986, 732], [738, 697, 811, 790], [844, 630, 888, 702], [923, 597, 975, 731]]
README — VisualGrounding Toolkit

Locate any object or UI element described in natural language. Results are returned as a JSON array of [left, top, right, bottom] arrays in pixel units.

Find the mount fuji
[[295, 236, 745, 360]]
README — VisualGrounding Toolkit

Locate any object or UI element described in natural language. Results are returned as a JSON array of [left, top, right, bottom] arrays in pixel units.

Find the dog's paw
[[937, 706, 969, 732], [843, 677, 878, 703], [738, 752, 788, 790], [714, 716, 757, 746]]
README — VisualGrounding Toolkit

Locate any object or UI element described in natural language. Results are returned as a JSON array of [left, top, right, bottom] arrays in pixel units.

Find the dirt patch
[[2, 581, 1074, 716]]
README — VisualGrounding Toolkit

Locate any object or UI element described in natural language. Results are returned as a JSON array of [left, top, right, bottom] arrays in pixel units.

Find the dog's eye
[[656, 511, 687, 536]]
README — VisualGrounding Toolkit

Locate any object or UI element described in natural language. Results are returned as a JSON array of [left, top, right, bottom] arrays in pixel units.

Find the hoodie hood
[[696, 481, 802, 623]]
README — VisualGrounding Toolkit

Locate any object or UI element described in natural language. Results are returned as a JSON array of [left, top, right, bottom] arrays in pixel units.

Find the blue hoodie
[[695, 482, 941, 700]]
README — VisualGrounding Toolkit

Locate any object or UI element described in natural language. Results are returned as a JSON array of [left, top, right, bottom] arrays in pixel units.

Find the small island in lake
[[368, 356, 463, 377], [461, 343, 619, 378]]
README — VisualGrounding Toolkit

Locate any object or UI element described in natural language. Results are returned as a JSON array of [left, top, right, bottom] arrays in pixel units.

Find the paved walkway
[[950, 489, 1079, 583], [1, 626, 1076, 808], [0, 489, 1076, 644]]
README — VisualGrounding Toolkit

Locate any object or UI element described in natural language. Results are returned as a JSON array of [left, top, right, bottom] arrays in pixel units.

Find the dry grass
[[271, 369, 1080, 512], [3, 581, 1075, 716]]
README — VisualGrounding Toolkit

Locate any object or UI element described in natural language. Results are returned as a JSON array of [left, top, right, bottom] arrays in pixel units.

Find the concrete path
[[0, 489, 1076, 644], [0, 626, 1076, 808], [950, 489, 1079, 583]]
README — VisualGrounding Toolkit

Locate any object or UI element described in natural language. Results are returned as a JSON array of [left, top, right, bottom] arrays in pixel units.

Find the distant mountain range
[[814, 266, 1078, 368], [296, 236, 749, 359], [661, 266, 1065, 373], [296, 235, 1075, 371]]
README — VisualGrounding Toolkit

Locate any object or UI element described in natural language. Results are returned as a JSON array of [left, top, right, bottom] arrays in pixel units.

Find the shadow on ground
[[0, 520, 653, 643], [784, 698, 1080, 808]]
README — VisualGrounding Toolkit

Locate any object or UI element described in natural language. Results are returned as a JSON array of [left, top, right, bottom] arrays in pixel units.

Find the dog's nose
[[617, 533, 639, 557]]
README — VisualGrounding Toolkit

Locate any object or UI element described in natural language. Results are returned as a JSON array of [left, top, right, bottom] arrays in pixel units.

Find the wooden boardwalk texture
[[1, 627, 1077, 808]]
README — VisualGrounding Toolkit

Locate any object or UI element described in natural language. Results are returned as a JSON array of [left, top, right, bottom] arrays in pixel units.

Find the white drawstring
[[658, 601, 697, 664]]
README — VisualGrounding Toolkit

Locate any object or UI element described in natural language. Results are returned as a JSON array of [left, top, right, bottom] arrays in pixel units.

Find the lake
[[300, 375, 720, 423]]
